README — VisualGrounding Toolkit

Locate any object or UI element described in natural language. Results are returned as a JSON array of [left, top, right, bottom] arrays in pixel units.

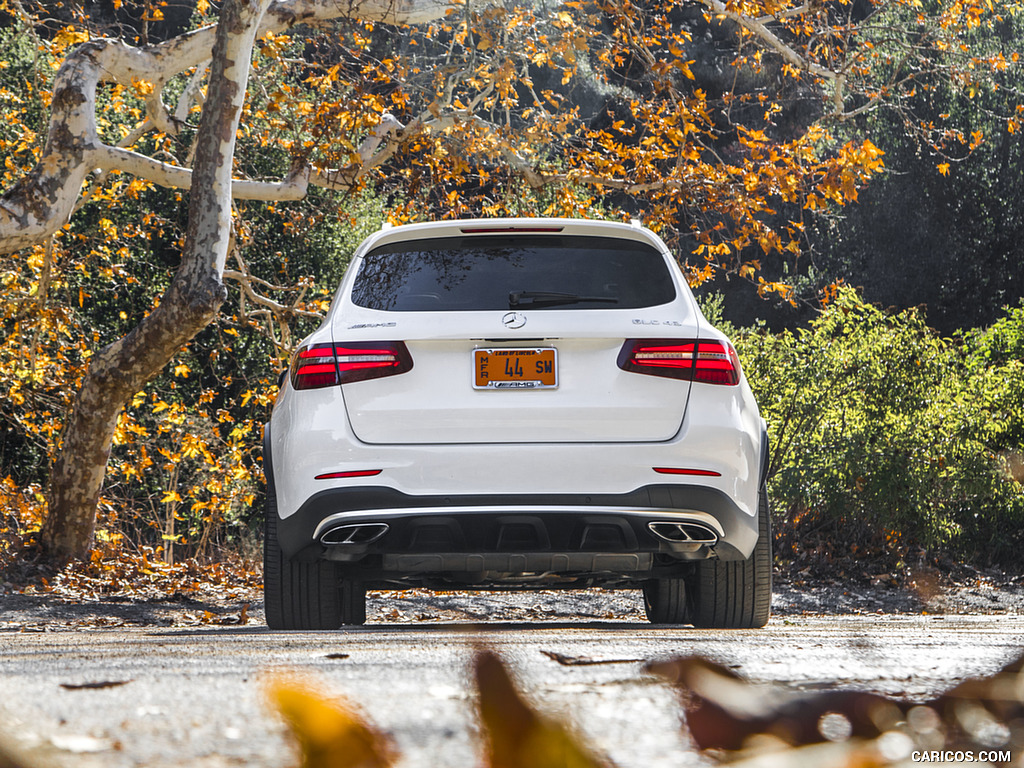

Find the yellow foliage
[[51, 25, 89, 51], [130, 78, 155, 97]]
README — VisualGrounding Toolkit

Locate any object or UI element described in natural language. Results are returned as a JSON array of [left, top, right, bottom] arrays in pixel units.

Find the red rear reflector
[[653, 467, 722, 477], [315, 470, 383, 480], [291, 341, 413, 390], [618, 339, 741, 385]]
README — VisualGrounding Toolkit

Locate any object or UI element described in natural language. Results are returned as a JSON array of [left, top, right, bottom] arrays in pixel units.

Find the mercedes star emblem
[[502, 311, 527, 329]]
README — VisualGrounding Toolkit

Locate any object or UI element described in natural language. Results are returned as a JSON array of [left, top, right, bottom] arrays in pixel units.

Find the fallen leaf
[[648, 656, 902, 750], [0, 734, 37, 768], [271, 679, 395, 768], [541, 650, 641, 666], [476, 650, 612, 768], [932, 652, 1024, 738], [60, 680, 132, 691]]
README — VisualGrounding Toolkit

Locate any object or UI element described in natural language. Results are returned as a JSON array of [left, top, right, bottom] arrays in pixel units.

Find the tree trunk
[[40, 0, 271, 565]]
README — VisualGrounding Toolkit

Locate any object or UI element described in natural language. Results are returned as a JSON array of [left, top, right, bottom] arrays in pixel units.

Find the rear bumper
[[268, 377, 766, 524], [276, 484, 759, 584]]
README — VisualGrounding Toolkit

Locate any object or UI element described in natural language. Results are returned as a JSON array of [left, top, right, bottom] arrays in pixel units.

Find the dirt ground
[[2, 567, 1022, 630]]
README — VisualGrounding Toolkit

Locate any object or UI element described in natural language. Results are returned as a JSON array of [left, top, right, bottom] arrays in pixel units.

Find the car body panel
[[339, 333, 697, 444], [270, 374, 762, 531], [267, 217, 766, 587]]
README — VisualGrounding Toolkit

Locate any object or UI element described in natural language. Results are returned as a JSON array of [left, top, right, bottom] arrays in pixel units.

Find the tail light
[[617, 339, 741, 385], [291, 341, 413, 390]]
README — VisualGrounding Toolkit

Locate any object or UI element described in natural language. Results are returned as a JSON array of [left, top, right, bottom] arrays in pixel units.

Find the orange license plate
[[474, 348, 558, 389]]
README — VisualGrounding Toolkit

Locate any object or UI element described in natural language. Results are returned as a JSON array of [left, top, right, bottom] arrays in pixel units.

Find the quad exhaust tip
[[648, 521, 719, 546], [320, 522, 390, 546]]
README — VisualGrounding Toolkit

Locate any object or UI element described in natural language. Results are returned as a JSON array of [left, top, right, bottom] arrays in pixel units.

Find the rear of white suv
[[263, 218, 771, 628]]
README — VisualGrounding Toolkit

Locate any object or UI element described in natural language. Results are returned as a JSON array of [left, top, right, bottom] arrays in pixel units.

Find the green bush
[[732, 288, 1024, 566]]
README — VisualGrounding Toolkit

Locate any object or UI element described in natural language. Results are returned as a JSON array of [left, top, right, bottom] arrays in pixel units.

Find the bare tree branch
[[95, 145, 313, 200]]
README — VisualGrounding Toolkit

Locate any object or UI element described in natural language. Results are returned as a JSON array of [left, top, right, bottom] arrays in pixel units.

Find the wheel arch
[[758, 423, 770, 488], [262, 423, 276, 501]]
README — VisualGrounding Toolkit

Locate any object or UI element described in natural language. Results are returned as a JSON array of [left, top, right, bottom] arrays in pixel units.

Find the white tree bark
[[40, 0, 274, 562]]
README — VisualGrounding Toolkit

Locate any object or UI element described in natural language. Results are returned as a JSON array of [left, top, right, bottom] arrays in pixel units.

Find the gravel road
[[1, 590, 1023, 768]]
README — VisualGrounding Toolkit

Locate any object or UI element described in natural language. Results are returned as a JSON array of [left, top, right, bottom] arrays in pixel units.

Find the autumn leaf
[[130, 77, 155, 97], [475, 650, 612, 768], [649, 655, 905, 751], [937, 162, 950, 175], [0, 732, 39, 768], [52, 25, 89, 50], [932, 651, 1024, 732], [271, 680, 396, 768]]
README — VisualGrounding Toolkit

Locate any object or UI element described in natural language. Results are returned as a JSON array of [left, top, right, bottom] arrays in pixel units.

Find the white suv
[[263, 218, 771, 628]]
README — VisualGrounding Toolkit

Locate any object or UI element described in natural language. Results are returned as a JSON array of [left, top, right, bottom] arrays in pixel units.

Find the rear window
[[349, 235, 677, 311]]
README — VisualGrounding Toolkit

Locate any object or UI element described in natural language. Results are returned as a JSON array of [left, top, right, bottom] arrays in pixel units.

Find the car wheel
[[685, 487, 772, 629], [263, 490, 366, 629], [642, 577, 687, 624]]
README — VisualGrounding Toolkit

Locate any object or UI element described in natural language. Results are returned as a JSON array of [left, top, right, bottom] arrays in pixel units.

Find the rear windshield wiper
[[509, 291, 619, 309]]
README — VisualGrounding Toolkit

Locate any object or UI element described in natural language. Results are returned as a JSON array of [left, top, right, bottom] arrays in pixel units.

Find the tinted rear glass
[[350, 235, 677, 311]]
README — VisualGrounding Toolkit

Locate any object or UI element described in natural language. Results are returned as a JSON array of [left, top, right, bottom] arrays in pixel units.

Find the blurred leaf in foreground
[[271, 679, 395, 768], [0, 744, 34, 768], [651, 651, 1024, 765], [933, 653, 1024, 750], [648, 656, 901, 751], [475, 650, 613, 768]]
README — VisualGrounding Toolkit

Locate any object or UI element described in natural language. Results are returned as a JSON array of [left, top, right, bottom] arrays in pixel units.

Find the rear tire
[[642, 577, 687, 624], [685, 487, 773, 629], [263, 490, 366, 629]]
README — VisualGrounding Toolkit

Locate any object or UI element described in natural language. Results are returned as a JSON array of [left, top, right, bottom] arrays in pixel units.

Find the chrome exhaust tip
[[320, 522, 389, 546], [648, 521, 719, 547]]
